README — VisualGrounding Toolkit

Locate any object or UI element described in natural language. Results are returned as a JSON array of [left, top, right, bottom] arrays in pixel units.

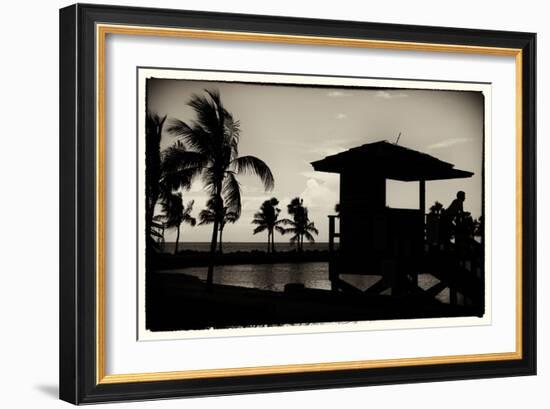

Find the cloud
[[375, 90, 409, 99], [327, 90, 352, 97], [427, 137, 473, 150], [300, 171, 339, 187], [309, 138, 351, 157], [300, 178, 338, 210], [311, 146, 346, 157], [241, 195, 272, 213]]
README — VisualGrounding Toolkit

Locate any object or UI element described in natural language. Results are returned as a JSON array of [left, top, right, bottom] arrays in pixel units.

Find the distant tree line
[[252, 197, 318, 253]]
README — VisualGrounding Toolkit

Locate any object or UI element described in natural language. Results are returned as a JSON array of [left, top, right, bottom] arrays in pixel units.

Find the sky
[[146, 77, 484, 243]]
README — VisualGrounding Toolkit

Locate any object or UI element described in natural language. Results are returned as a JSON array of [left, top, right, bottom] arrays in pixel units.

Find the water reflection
[[162, 262, 450, 303]]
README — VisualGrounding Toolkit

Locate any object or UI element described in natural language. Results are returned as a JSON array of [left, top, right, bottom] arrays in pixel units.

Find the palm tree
[[429, 201, 444, 215], [198, 197, 239, 254], [151, 214, 166, 250], [145, 111, 167, 249], [160, 193, 196, 255], [282, 197, 319, 251], [287, 197, 305, 219], [167, 89, 274, 284], [251, 198, 286, 253], [474, 216, 483, 239], [160, 140, 204, 198]]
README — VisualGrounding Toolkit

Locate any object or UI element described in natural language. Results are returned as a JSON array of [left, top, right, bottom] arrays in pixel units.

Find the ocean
[[162, 241, 330, 253]]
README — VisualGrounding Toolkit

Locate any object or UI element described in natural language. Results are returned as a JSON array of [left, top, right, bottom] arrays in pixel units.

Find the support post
[[328, 215, 335, 254], [419, 179, 426, 219], [411, 179, 426, 289], [450, 287, 458, 305], [328, 215, 337, 291]]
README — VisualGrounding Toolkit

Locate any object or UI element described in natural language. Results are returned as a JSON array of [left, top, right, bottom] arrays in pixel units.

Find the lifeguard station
[[311, 141, 483, 312]]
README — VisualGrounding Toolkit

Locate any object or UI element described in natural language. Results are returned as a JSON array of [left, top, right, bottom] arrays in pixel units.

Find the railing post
[[328, 215, 335, 254], [419, 179, 426, 221], [328, 215, 337, 291]]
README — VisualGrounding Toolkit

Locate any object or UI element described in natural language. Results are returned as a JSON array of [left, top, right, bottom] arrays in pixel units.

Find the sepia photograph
[[138, 68, 489, 338]]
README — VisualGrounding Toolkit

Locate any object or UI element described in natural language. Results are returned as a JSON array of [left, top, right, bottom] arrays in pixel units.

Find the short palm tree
[[429, 201, 444, 215], [160, 193, 196, 255], [145, 111, 167, 249], [252, 198, 286, 253], [474, 216, 483, 238], [167, 89, 274, 284], [198, 197, 239, 254], [282, 197, 319, 251], [151, 214, 166, 249]]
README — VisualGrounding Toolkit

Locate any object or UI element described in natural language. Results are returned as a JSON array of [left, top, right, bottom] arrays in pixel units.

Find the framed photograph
[[59, 3, 536, 404]]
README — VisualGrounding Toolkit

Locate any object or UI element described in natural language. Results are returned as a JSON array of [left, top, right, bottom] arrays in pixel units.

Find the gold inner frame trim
[[96, 23, 523, 385]]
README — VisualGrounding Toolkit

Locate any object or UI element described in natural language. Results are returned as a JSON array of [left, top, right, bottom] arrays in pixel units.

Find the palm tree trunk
[[161, 225, 165, 252], [271, 228, 275, 253], [174, 223, 181, 255], [218, 227, 223, 254], [206, 220, 218, 285], [207, 190, 222, 285], [267, 232, 271, 253]]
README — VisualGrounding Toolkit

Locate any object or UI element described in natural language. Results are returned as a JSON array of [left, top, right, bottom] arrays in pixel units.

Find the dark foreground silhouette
[[145, 269, 482, 331]]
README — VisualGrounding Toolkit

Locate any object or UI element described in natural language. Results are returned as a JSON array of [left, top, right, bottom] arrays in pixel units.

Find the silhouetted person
[[446, 191, 466, 219], [441, 191, 466, 246]]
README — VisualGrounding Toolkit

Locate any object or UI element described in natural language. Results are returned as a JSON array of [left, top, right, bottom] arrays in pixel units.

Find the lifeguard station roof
[[311, 140, 474, 181]]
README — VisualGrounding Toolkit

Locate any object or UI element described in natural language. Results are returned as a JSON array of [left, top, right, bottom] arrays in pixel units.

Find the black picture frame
[[59, 3, 536, 404]]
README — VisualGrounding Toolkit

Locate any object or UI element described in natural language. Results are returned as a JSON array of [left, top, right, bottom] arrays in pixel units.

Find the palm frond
[[151, 221, 164, 229], [201, 167, 219, 195], [203, 89, 227, 142], [146, 112, 167, 142], [150, 229, 164, 239], [166, 118, 215, 157], [231, 155, 274, 191], [160, 191, 185, 229], [188, 90, 222, 134], [288, 234, 300, 244], [225, 211, 239, 224], [160, 145, 206, 192], [161, 145, 207, 173], [252, 211, 267, 222], [303, 230, 316, 243], [165, 118, 193, 138], [198, 208, 216, 225], [306, 222, 319, 235], [223, 114, 240, 158], [287, 197, 304, 216], [278, 218, 295, 227], [183, 215, 197, 227], [222, 172, 242, 216], [253, 225, 268, 234]]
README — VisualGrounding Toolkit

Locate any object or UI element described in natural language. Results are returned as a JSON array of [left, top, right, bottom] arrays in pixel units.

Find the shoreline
[[152, 249, 332, 269]]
